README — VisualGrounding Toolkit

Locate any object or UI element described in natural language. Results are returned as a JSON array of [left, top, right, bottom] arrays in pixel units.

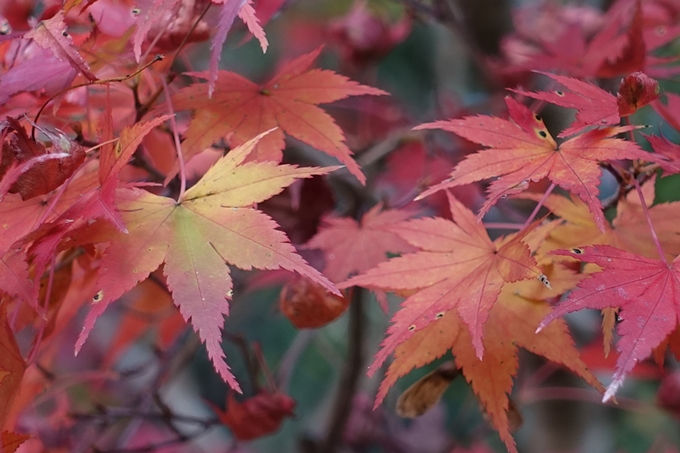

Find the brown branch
[[318, 287, 366, 453]]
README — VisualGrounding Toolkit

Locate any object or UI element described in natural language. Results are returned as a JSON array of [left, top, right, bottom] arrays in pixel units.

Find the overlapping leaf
[[304, 204, 416, 283], [339, 193, 539, 372], [513, 72, 619, 137], [75, 132, 340, 391], [415, 96, 658, 231], [377, 263, 602, 453], [172, 47, 387, 184], [25, 11, 96, 81], [540, 245, 680, 402]]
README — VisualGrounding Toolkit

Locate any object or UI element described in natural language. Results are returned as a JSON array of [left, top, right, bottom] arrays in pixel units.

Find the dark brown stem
[[319, 287, 365, 453]]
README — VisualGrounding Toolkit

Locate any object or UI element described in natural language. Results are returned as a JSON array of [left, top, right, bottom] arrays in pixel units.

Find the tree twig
[[318, 287, 366, 453]]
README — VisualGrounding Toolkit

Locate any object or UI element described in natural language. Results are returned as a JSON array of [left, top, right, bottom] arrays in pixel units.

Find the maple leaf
[[25, 11, 96, 81], [303, 204, 416, 283], [0, 431, 30, 453], [75, 132, 340, 391], [172, 47, 387, 184], [513, 72, 620, 137], [339, 193, 539, 371], [0, 46, 76, 104], [520, 178, 680, 261], [210, 0, 268, 97], [653, 93, 680, 134], [376, 264, 602, 453], [539, 245, 680, 402], [0, 118, 86, 201], [415, 96, 658, 231], [645, 133, 680, 175]]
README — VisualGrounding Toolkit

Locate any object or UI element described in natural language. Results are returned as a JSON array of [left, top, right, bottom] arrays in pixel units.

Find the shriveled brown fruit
[[279, 275, 349, 328]]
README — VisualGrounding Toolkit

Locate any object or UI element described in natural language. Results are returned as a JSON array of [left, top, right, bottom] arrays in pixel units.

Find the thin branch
[[319, 288, 366, 453]]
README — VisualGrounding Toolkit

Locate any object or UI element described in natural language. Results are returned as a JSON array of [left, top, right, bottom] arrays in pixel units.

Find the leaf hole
[[435, 312, 444, 319], [571, 248, 584, 254], [408, 325, 416, 331]]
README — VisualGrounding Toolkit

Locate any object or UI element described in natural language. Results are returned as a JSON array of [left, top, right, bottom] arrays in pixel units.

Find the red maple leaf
[[339, 193, 540, 371], [74, 132, 340, 391], [539, 245, 680, 402], [171, 47, 387, 184], [645, 133, 680, 175], [0, 431, 30, 453], [25, 10, 96, 81], [654, 91, 680, 133], [415, 96, 659, 231], [304, 204, 416, 283], [513, 72, 620, 137]]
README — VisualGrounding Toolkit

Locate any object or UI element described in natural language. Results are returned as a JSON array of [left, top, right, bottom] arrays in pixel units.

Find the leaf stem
[[483, 222, 524, 230], [522, 182, 555, 229], [160, 76, 186, 200], [31, 56, 164, 138], [26, 253, 57, 364], [633, 177, 668, 264]]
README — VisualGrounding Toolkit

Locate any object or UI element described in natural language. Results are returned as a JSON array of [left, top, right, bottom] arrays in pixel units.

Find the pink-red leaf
[[513, 72, 619, 137], [304, 204, 416, 283], [539, 246, 680, 402], [415, 96, 658, 231], [25, 11, 96, 81]]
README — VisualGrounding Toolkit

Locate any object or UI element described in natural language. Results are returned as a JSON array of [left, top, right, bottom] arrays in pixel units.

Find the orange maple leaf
[[378, 264, 603, 453], [415, 96, 660, 231], [339, 192, 541, 371], [74, 132, 340, 391], [172, 47, 387, 184]]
